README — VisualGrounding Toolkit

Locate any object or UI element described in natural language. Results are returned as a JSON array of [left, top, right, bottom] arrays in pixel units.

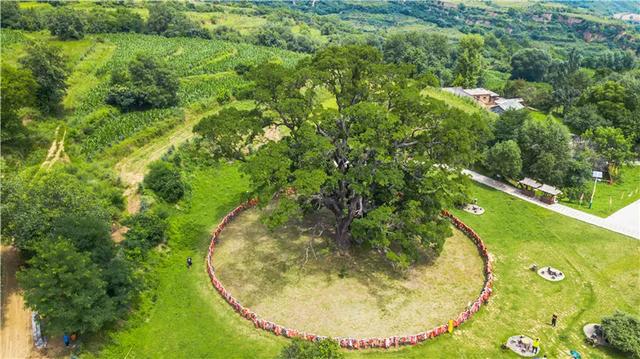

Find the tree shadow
[[214, 208, 444, 313]]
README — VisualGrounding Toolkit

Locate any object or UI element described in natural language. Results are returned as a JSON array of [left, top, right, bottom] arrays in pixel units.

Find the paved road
[[463, 170, 640, 240]]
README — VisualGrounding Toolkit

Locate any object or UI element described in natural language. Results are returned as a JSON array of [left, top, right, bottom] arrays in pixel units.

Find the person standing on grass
[[532, 338, 540, 354], [187, 256, 192, 269], [551, 314, 558, 327]]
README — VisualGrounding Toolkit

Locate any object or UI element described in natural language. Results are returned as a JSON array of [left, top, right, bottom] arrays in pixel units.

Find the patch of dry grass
[[213, 209, 485, 338]]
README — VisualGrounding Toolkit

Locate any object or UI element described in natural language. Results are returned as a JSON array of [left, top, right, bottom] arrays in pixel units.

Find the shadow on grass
[[216, 208, 444, 312]]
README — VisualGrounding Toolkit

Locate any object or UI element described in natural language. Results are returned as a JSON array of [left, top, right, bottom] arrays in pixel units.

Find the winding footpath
[[464, 169, 640, 240]]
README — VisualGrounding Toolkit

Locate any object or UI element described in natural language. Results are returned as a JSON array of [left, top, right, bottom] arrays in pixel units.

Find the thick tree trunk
[[335, 216, 352, 252]]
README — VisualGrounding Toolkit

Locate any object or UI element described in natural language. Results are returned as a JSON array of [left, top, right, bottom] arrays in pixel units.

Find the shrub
[[123, 210, 168, 252], [143, 161, 185, 203], [106, 54, 179, 111], [602, 312, 640, 358], [278, 338, 344, 359]]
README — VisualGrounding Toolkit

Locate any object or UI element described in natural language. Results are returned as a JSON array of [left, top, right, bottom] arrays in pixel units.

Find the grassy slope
[[95, 165, 284, 359], [560, 165, 640, 217], [95, 166, 639, 359]]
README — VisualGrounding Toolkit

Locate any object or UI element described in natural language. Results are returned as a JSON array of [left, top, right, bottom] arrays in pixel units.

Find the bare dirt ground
[[1, 245, 33, 359], [214, 209, 485, 338]]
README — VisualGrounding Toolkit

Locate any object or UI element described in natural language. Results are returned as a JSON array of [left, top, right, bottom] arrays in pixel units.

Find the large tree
[[484, 140, 522, 179], [20, 42, 69, 114], [585, 126, 633, 179], [547, 49, 591, 116], [510, 48, 552, 82], [17, 239, 116, 335], [195, 45, 489, 267], [452, 34, 485, 88], [382, 32, 451, 83]]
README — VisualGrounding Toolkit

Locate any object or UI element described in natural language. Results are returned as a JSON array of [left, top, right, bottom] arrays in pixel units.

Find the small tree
[[106, 54, 179, 111], [1, 64, 36, 149], [143, 161, 185, 203], [123, 210, 168, 252], [601, 312, 640, 358], [17, 239, 116, 335], [20, 42, 69, 114], [585, 126, 633, 180], [484, 140, 522, 179], [278, 338, 344, 359], [49, 9, 85, 40]]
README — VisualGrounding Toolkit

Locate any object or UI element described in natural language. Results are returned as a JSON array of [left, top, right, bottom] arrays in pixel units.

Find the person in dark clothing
[[187, 257, 193, 269], [551, 314, 558, 327]]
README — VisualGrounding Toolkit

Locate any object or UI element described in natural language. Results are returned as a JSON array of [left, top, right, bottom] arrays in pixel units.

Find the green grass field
[[561, 165, 640, 218], [92, 164, 639, 358]]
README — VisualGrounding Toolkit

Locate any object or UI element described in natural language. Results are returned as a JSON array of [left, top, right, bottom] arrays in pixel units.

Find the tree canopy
[[382, 32, 451, 83], [1, 64, 36, 150], [49, 9, 86, 40], [510, 48, 552, 82], [20, 42, 69, 114], [195, 45, 489, 267], [452, 34, 485, 88], [601, 312, 640, 358], [106, 54, 179, 111]]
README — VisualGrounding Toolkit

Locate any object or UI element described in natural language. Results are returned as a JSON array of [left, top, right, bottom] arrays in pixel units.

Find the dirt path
[[1, 245, 33, 359], [115, 106, 225, 214]]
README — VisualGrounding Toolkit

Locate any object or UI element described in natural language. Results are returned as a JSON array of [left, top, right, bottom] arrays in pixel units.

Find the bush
[[602, 312, 640, 358], [49, 9, 86, 40], [106, 54, 179, 111], [278, 338, 344, 359], [143, 161, 185, 203], [123, 210, 168, 252]]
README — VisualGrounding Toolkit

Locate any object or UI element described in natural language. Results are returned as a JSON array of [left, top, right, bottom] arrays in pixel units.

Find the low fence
[[205, 201, 494, 350]]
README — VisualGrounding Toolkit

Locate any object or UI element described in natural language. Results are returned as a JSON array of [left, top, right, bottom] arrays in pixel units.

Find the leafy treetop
[[195, 45, 489, 267]]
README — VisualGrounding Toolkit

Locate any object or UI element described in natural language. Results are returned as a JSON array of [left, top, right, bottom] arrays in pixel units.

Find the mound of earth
[[213, 209, 485, 338]]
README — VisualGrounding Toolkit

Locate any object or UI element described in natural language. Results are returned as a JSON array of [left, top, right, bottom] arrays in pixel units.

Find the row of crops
[[81, 107, 183, 158], [2, 29, 303, 159]]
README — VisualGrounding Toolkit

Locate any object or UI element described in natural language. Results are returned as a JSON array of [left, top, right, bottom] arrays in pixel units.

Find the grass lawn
[[560, 165, 640, 218], [94, 166, 639, 358], [421, 87, 497, 118], [214, 209, 484, 338]]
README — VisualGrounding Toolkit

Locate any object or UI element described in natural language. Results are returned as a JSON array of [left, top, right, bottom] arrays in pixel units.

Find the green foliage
[[147, 2, 209, 39], [602, 312, 640, 358], [382, 32, 451, 82], [563, 104, 610, 135], [17, 239, 116, 335], [579, 79, 640, 145], [106, 54, 179, 111], [517, 116, 572, 186], [492, 109, 529, 143], [254, 23, 318, 53], [510, 48, 552, 82], [278, 338, 344, 359], [124, 210, 168, 253], [484, 140, 522, 179], [1, 170, 111, 252], [585, 126, 634, 178], [20, 42, 69, 114], [196, 45, 489, 267], [547, 49, 591, 116], [0, 64, 36, 149], [503, 80, 553, 112], [0, 1, 21, 28], [453, 34, 485, 88], [49, 8, 86, 40], [144, 161, 185, 203]]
